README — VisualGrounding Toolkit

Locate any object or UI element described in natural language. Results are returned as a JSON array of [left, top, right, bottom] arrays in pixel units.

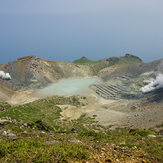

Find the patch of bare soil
[[58, 94, 126, 128], [7, 90, 41, 106], [58, 105, 85, 120], [93, 97, 163, 130], [59, 92, 163, 130], [0, 92, 10, 101]]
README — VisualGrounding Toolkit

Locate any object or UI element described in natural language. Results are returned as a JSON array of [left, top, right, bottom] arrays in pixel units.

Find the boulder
[[7, 133, 18, 140], [147, 135, 156, 138]]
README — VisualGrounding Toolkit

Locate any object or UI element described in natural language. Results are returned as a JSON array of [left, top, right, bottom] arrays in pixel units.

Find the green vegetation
[[0, 138, 89, 162], [73, 54, 142, 67], [73, 54, 143, 77], [130, 129, 155, 137], [73, 56, 101, 65], [115, 55, 142, 65], [0, 122, 163, 162], [0, 102, 11, 110], [0, 96, 85, 127], [0, 95, 163, 162]]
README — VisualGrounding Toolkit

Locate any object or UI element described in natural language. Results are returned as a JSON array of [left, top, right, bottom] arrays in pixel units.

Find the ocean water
[[35, 78, 100, 97]]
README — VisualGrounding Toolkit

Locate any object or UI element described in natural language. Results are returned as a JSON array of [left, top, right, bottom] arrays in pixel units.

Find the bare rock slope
[[0, 55, 93, 100]]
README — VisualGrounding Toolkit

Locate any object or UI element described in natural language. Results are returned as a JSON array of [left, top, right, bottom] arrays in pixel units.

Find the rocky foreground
[[0, 115, 163, 162]]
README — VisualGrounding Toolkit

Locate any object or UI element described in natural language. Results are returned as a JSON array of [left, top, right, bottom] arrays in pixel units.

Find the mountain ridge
[[73, 53, 142, 65], [0, 54, 162, 102]]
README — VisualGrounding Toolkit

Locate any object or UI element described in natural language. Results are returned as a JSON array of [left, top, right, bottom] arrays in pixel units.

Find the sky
[[0, 0, 163, 64]]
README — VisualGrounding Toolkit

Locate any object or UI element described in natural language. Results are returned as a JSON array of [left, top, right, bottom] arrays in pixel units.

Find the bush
[[78, 131, 107, 140], [130, 129, 155, 137]]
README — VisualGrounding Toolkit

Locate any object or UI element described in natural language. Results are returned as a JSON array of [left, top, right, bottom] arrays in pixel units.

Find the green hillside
[[87, 54, 143, 75], [115, 54, 143, 65], [73, 54, 142, 66], [73, 56, 100, 65]]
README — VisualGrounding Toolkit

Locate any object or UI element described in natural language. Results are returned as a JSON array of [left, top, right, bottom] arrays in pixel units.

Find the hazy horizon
[[1, 1, 163, 64]]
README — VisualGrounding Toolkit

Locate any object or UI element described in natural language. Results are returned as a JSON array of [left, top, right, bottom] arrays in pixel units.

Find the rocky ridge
[[0, 54, 144, 92], [0, 55, 93, 100]]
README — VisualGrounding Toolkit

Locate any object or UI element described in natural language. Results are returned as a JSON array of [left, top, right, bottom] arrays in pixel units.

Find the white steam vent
[[141, 60, 163, 93], [0, 71, 11, 80], [141, 73, 163, 93]]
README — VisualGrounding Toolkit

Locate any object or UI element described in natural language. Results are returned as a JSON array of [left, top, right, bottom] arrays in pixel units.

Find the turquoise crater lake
[[35, 78, 100, 97]]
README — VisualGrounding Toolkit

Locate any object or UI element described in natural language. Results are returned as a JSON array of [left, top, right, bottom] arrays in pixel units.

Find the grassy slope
[[0, 96, 86, 127], [73, 57, 101, 65], [1, 124, 163, 162], [73, 55, 143, 76], [73, 55, 142, 66], [0, 98, 163, 162], [114, 56, 142, 65]]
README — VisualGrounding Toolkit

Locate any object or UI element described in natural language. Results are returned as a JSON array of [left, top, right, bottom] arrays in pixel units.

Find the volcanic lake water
[[35, 78, 101, 97]]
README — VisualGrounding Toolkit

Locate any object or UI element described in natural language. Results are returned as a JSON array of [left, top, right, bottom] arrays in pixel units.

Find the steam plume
[[0, 71, 6, 78], [141, 73, 163, 93], [0, 71, 11, 80], [5, 73, 11, 80], [141, 60, 163, 93]]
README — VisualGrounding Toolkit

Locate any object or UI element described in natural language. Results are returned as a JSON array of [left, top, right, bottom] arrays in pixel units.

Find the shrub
[[78, 131, 107, 140], [130, 129, 155, 137]]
